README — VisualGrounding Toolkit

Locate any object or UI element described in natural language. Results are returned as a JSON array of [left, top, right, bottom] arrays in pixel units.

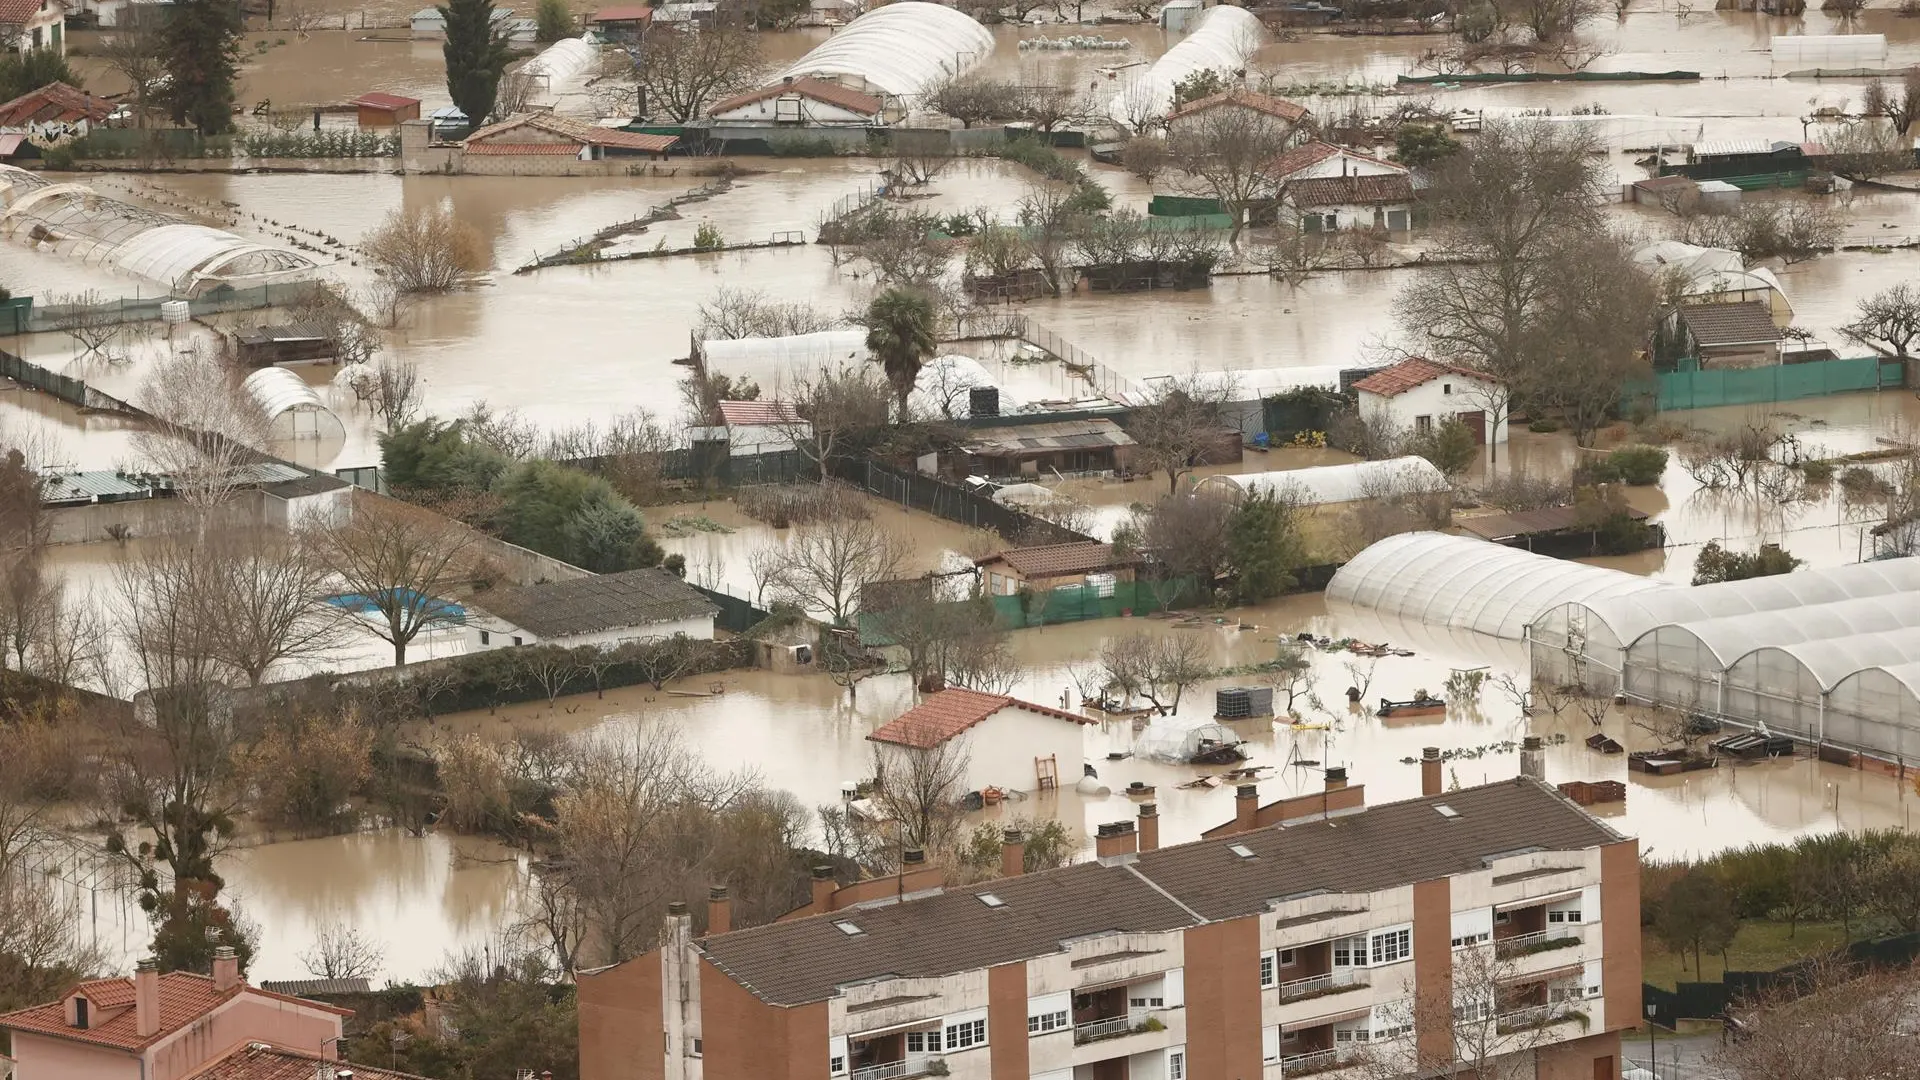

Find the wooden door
[[1458, 410, 1487, 445]]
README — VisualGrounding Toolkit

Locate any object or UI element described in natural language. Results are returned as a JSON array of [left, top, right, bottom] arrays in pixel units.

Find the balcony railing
[[1493, 925, 1582, 959], [1073, 1014, 1136, 1045], [850, 1054, 941, 1080], [1496, 1002, 1584, 1035], [1279, 1048, 1366, 1077], [1279, 967, 1371, 1002]]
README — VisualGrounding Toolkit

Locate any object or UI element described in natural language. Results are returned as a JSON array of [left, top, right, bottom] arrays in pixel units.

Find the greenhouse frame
[[1194, 456, 1448, 506], [244, 368, 345, 442], [776, 2, 992, 99], [1107, 5, 1265, 126], [519, 34, 601, 101]]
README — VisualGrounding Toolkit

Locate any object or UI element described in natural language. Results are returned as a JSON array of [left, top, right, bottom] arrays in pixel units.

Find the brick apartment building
[[578, 765, 1639, 1080]]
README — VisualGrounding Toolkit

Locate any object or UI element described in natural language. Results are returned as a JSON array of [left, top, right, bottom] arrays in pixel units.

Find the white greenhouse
[[1108, 4, 1265, 128], [1194, 456, 1447, 506], [0, 166, 319, 295], [244, 368, 345, 442], [1770, 33, 1885, 67], [519, 34, 601, 104], [1327, 532, 1663, 651], [778, 2, 992, 99]]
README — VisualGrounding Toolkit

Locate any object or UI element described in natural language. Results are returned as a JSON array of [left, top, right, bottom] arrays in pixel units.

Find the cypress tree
[[441, 0, 512, 131], [161, 0, 241, 134]]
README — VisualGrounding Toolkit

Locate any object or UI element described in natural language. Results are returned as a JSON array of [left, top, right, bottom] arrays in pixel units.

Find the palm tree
[[864, 288, 938, 423]]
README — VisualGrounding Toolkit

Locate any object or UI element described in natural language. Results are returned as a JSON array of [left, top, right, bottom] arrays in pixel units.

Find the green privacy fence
[[989, 578, 1199, 628], [1149, 195, 1225, 217], [1637, 356, 1905, 411]]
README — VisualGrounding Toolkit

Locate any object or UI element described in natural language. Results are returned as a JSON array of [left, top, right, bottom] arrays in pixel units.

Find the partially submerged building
[[976, 540, 1140, 595], [1673, 301, 1784, 368], [350, 91, 421, 127], [866, 686, 1095, 795], [1352, 357, 1507, 446], [709, 76, 885, 127], [461, 113, 678, 164], [953, 418, 1135, 479], [1273, 141, 1416, 234], [467, 566, 719, 650], [576, 775, 1639, 1080]]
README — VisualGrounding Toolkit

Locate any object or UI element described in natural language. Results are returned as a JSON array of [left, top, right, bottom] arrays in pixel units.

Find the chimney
[[1421, 747, 1443, 797], [707, 885, 731, 936], [1235, 784, 1259, 834], [1095, 821, 1138, 861], [135, 958, 159, 1038], [1325, 766, 1348, 792], [1520, 735, 1546, 781], [1000, 828, 1025, 878], [810, 865, 835, 912], [212, 945, 240, 992], [1138, 802, 1160, 852]]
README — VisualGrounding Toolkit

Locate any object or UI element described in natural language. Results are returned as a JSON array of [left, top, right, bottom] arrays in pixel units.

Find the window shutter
[[1262, 1025, 1281, 1063], [1164, 966, 1185, 1008]]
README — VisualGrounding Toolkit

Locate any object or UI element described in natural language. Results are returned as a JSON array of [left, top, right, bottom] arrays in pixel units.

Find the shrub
[[768, 136, 839, 157], [437, 734, 514, 834], [692, 222, 725, 250], [1692, 540, 1803, 585], [363, 206, 487, 292], [244, 714, 373, 833], [41, 143, 76, 170], [1798, 459, 1836, 484], [1527, 418, 1561, 433], [1406, 417, 1479, 477], [1597, 444, 1669, 485], [1840, 465, 1893, 496]]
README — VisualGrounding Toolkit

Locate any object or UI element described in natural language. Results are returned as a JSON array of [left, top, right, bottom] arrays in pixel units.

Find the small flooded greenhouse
[[244, 368, 345, 442], [1108, 5, 1265, 127], [776, 1, 992, 100], [1193, 456, 1447, 506]]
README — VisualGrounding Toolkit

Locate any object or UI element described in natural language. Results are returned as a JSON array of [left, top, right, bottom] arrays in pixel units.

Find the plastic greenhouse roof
[[1833, 659, 1920, 701], [702, 330, 866, 372], [1732, 625, 1920, 692], [1574, 557, 1920, 655], [1626, 592, 1920, 672], [243, 367, 327, 420], [1327, 532, 1665, 642], [1196, 457, 1447, 505], [778, 2, 992, 98], [1108, 5, 1264, 125], [522, 34, 599, 88], [107, 224, 317, 292]]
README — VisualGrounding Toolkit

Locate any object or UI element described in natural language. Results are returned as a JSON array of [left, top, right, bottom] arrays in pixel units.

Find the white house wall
[[1290, 153, 1401, 181], [1294, 199, 1414, 232], [958, 707, 1091, 793], [1358, 376, 1508, 446], [712, 98, 874, 125], [467, 613, 716, 651]]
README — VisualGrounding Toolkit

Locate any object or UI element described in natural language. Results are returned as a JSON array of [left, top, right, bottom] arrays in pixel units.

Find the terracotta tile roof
[[188, 1043, 429, 1080], [586, 4, 654, 20], [710, 76, 883, 118], [697, 779, 1621, 1005], [1285, 173, 1416, 207], [716, 399, 802, 426], [476, 567, 718, 638], [0, 974, 354, 1053], [976, 541, 1139, 579], [0, 81, 113, 127], [866, 687, 1092, 750], [1165, 88, 1309, 124], [349, 92, 419, 111], [1679, 300, 1782, 347], [463, 113, 677, 152], [1269, 140, 1404, 180], [462, 142, 583, 156], [1350, 356, 1497, 398], [0, 0, 50, 25]]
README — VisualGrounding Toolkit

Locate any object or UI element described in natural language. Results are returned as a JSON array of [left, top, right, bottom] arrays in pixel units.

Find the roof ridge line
[[1123, 862, 1207, 926]]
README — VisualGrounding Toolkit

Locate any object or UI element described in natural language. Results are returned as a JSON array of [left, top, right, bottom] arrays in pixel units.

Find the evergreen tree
[[441, 0, 512, 129], [0, 49, 79, 103], [161, 0, 241, 134]]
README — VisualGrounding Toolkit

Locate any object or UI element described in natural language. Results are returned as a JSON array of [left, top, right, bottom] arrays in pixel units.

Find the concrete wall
[[148, 993, 343, 1080], [9, 1032, 141, 1080], [951, 707, 1090, 793], [466, 612, 716, 651]]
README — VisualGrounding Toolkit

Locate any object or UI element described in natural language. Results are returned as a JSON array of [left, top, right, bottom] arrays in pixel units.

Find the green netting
[[1148, 194, 1224, 217], [1636, 357, 1903, 410], [988, 578, 1199, 627]]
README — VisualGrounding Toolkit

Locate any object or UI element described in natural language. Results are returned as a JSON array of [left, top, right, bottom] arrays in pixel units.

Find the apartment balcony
[[1495, 1001, 1587, 1036], [850, 1054, 943, 1080], [1278, 967, 1370, 1003], [1493, 925, 1582, 961], [1279, 1047, 1368, 1077], [1068, 1008, 1185, 1068], [1074, 1015, 1138, 1045]]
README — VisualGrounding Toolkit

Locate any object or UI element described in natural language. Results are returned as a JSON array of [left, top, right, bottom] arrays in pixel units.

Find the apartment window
[[1169, 1051, 1186, 1080], [1375, 1020, 1412, 1040], [1130, 995, 1165, 1008], [1282, 1030, 1299, 1042], [1279, 948, 1296, 965], [1028, 1009, 1069, 1035], [1370, 927, 1411, 965], [479, 630, 491, 645], [905, 1032, 935, 1054], [828, 1053, 844, 1076], [1451, 930, 1490, 947], [1333, 935, 1365, 967], [1260, 950, 1277, 988], [1495, 911, 1511, 925], [1414, 415, 1434, 434], [1549, 908, 1583, 924], [945, 1018, 986, 1051], [1454, 999, 1492, 1022], [691, 1038, 703, 1058]]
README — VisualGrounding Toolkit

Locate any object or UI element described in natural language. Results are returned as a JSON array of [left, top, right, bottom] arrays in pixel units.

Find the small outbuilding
[[954, 418, 1136, 478], [689, 399, 808, 457], [709, 76, 884, 126], [461, 113, 678, 160], [1352, 357, 1507, 446], [1164, 88, 1310, 134], [975, 540, 1140, 595], [1676, 300, 1784, 368], [350, 92, 421, 128], [0, 81, 110, 129], [585, 4, 652, 38], [468, 567, 719, 650], [867, 687, 1094, 794], [231, 323, 336, 365], [242, 367, 345, 442]]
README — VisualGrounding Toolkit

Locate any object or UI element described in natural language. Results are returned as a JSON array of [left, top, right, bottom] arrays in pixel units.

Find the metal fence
[[943, 312, 1141, 401], [988, 578, 1196, 627], [830, 456, 1094, 545], [693, 584, 772, 634], [1637, 356, 1903, 410], [0, 348, 141, 415], [16, 281, 322, 334]]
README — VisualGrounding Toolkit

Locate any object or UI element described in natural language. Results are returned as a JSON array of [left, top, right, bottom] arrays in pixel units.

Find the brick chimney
[[1520, 735, 1545, 781], [1000, 828, 1025, 878], [212, 945, 240, 992], [1421, 747, 1443, 797], [1325, 766, 1348, 793], [1095, 821, 1138, 861], [135, 958, 159, 1037], [1235, 784, 1258, 833], [1138, 802, 1160, 852], [707, 885, 731, 936], [810, 865, 835, 912]]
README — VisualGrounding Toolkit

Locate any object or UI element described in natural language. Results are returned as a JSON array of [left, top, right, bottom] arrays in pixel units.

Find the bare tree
[[1014, 182, 1085, 296], [49, 291, 122, 358], [131, 346, 274, 513], [927, 76, 1023, 129], [285, 285, 381, 366], [494, 69, 538, 118], [1099, 632, 1213, 714], [297, 921, 385, 981], [311, 498, 476, 666], [1844, 284, 1920, 359], [1358, 940, 1589, 1080], [884, 130, 957, 187], [1821, 120, 1915, 181], [1127, 372, 1238, 493], [696, 286, 843, 340], [1168, 107, 1303, 245], [363, 206, 488, 293], [775, 515, 908, 626], [1710, 961, 1920, 1080], [96, 6, 167, 133], [634, 26, 763, 122], [369, 359, 421, 430], [869, 738, 969, 854], [773, 365, 892, 481], [1863, 68, 1920, 136], [1118, 489, 1236, 608], [203, 528, 344, 686]]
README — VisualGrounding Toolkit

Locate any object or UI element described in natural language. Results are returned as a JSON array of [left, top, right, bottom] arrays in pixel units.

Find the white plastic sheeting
[[702, 330, 866, 375], [1328, 532, 1665, 647], [702, 333, 1022, 417], [1771, 33, 1886, 66], [778, 2, 992, 99], [109, 225, 314, 293], [912, 353, 1022, 417], [244, 367, 345, 442], [1194, 456, 1447, 506], [520, 34, 600, 106], [1117, 365, 1369, 406], [1633, 241, 1791, 320], [1108, 5, 1264, 127], [1829, 662, 1920, 760], [1134, 718, 1242, 764], [1721, 626, 1920, 740]]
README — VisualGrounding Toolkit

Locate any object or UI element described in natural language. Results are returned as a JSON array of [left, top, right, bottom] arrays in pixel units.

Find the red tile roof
[[1166, 88, 1310, 124], [188, 1043, 430, 1080], [710, 76, 885, 119], [0, 974, 350, 1053], [0, 81, 113, 127], [975, 541, 1139, 579], [1285, 173, 1416, 208], [1350, 357, 1498, 398], [1269, 140, 1404, 180], [586, 4, 654, 20], [464, 113, 678, 153], [349, 92, 420, 111], [716, 399, 801, 426], [0, 0, 48, 25], [462, 141, 584, 156], [1679, 300, 1782, 347], [868, 687, 1092, 750]]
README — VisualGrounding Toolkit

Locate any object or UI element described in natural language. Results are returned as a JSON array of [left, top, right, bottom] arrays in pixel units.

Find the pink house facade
[[0, 949, 351, 1080]]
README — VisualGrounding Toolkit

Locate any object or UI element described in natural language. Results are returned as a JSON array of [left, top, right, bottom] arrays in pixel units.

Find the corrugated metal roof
[[963, 419, 1135, 455], [38, 471, 155, 503]]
